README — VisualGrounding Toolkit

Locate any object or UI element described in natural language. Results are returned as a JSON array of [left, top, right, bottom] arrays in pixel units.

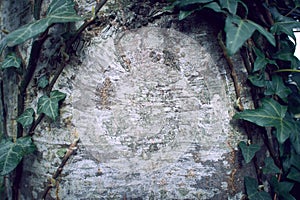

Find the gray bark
[[0, 0, 257, 199]]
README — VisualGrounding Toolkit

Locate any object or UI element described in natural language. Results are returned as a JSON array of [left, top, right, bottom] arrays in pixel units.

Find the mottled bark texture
[[0, 0, 257, 199]]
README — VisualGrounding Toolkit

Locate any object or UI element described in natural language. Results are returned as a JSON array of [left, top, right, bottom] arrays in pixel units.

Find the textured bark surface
[[1, 1, 257, 199]]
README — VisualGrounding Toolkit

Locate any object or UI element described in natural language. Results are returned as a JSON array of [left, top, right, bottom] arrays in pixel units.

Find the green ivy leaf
[[234, 98, 293, 143], [273, 52, 299, 69], [244, 176, 272, 200], [270, 176, 295, 200], [16, 108, 35, 128], [271, 21, 300, 42], [0, 137, 36, 175], [46, 0, 82, 24], [37, 90, 66, 120], [38, 75, 49, 89], [290, 125, 300, 155], [176, 0, 213, 7], [1, 53, 21, 69], [248, 73, 266, 87], [288, 92, 300, 118], [203, 2, 223, 13], [248, 20, 276, 47], [238, 141, 260, 163], [290, 153, 300, 171], [219, 0, 237, 14], [179, 10, 196, 20], [0, 0, 82, 52], [262, 157, 281, 174], [225, 15, 275, 56], [253, 48, 277, 72], [5, 18, 50, 48], [269, 6, 300, 42], [225, 15, 256, 56], [50, 90, 67, 103], [265, 75, 292, 102], [287, 167, 300, 183]]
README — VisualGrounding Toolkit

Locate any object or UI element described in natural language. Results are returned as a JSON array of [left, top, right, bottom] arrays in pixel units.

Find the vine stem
[[29, 0, 108, 136], [41, 136, 80, 199], [217, 31, 243, 110]]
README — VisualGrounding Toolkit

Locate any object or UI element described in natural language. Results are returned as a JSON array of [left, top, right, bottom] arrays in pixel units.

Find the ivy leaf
[[270, 176, 295, 200], [0, 137, 36, 175], [288, 92, 300, 118], [203, 2, 224, 13], [225, 15, 275, 56], [273, 52, 299, 69], [219, 0, 238, 14], [37, 75, 49, 89], [0, 0, 82, 52], [176, 0, 213, 8], [238, 141, 260, 163], [225, 15, 256, 56], [179, 10, 196, 20], [287, 167, 300, 183], [5, 18, 50, 48], [289, 125, 300, 155], [37, 90, 66, 120], [49, 90, 67, 102], [1, 53, 21, 69], [271, 21, 300, 42], [46, 0, 82, 24], [248, 20, 276, 47], [265, 75, 292, 102], [244, 176, 272, 200], [16, 108, 35, 128], [253, 48, 277, 72], [290, 153, 300, 171], [262, 157, 281, 174], [269, 6, 300, 42], [248, 73, 266, 87], [234, 98, 293, 143]]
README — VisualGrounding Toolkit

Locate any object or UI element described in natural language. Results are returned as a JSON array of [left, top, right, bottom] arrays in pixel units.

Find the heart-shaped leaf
[[270, 176, 295, 200], [203, 2, 223, 13], [265, 75, 292, 102], [38, 76, 49, 89], [234, 98, 293, 143], [1, 53, 21, 69], [17, 108, 35, 128], [287, 167, 300, 183], [244, 176, 272, 200], [225, 15, 256, 56], [262, 157, 281, 174], [37, 90, 66, 120], [248, 73, 266, 87], [225, 15, 275, 56], [0, 137, 36, 175], [289, 124, 300, 155], [0, 0, 82, 54], [253, 48, 277, 72], [238, 141, 260, 163], [219, 0, 237, 14]]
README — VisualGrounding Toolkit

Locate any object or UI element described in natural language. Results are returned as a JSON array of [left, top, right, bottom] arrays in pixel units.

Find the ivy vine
[[1, 0, 300, 199], [167, 0, 300, 199], [0, 0, 108, 198]]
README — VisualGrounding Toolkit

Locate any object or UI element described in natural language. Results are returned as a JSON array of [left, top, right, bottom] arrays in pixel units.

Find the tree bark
[[0, 1, 258, 199]]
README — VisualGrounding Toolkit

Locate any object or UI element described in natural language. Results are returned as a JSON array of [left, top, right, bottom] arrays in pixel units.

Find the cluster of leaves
[[0, 0, 83, 196], [168, 0, 300, 199]]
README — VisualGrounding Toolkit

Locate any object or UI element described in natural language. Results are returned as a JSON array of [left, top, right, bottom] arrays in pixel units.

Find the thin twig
[[217, 31, 243, 110], [66, 0, 108, 52], [41, 136, 80, 199]]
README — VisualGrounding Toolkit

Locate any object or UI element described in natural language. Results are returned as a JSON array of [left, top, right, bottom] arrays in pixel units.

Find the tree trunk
[[1, 1, 258, 199]]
